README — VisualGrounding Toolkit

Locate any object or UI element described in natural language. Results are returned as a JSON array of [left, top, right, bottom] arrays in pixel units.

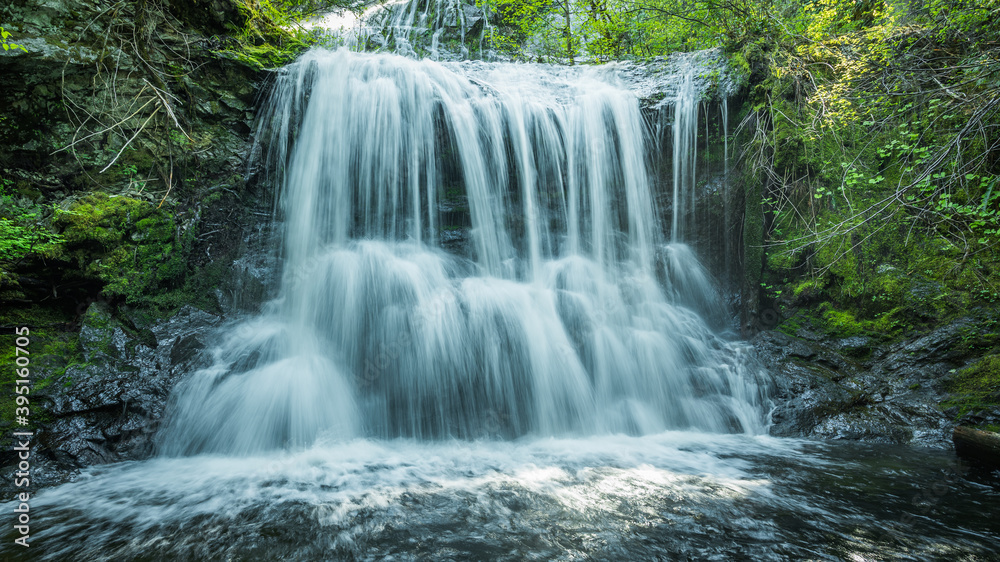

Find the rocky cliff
[[0, 0, 278, 476]]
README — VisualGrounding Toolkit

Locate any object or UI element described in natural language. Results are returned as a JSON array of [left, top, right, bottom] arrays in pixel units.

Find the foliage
[[563, 0, 1000, 352], [479, 0, 779, 61], [726, 0, 1000, 342], [482, 0, 579, 62], [2, 0, 347, 323], [219, 0, 311, 69], [0, 178, 64, 268], [0, 328, 87, 448], [220, 0, 371, 69], [0, 220, 62, 262], [1, 26, 28, 53]]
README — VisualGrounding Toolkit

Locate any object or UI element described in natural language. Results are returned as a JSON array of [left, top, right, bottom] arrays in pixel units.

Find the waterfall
[[19, 49, 1000, 562], [361, 0, 492, 60], [670, 71, 699, 242], [158, 49, 767, 456]]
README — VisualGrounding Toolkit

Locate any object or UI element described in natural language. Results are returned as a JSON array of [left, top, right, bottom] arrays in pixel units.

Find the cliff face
[[1, 0, 265, 310], [0, 0, 277, 475]]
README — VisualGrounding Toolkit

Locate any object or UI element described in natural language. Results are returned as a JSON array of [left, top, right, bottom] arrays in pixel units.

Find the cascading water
[[158, 49, 767, 454], [670, 70, 699, 242], [11, 48, 1000, 562], [337, 0, 493, 60]]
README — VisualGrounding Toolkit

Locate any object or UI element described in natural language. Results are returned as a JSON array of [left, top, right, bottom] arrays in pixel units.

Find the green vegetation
[[0, 178, 64, 276], [480, 1, 998, 353], [943, 355, 1000, 422], [0, 331, 79, 443], [54, 193, 192, 308], [742, 0, 1000, 346], [218, 0, 313, 69], [2, 0, 998, 433], [1, 25, 28, 52], [480, 0, 774, 61], [0, 0, 323, 324], [480, 0, 578, 62], [214, 0, 373, 69]]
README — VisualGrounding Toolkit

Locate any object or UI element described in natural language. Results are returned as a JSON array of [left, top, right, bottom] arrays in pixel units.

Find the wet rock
[[217, 223, 282, 314], [1, 0, 265, 480], [835, 336, 872, 358], [462, 5, 485, 30], [36, 304, 223, 470], [756, 320, 979, 448]]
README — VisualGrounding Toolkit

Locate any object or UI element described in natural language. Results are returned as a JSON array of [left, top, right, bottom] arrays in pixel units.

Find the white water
[[8, 49, 1000, 561], [26, 433, 801, 558], [18, 434, 1000, 560], [158, 49, 768, 455], [331, 0, 491, 60], [671, 70, 699, 242]]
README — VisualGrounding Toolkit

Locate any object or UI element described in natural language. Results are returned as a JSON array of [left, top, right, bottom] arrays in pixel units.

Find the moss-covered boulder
[[943, 355, 1000, 431]]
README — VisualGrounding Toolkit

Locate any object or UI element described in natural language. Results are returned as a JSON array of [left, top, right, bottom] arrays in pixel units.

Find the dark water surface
[[4, 432, 998, 560]]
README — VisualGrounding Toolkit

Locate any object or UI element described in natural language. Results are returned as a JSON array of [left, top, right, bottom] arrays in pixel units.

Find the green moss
[[211, 0, 313, 71], [222, 40, 307, 71], [767, 249, 797, 271], [870, 306, 908, 337], [867, 272, 907, 311], [792, 278, 823, 298], [54, 193, 193, 312], [776, 312, 807, 336], [0, 304, 70, 330], [38, 334, 84, 385], [942, 355, 1000, 419], [820, 304, 868, 338], [951, 319, 1000, 357], [769, 214, 999, 345], [142, 258, 228, 314], [780, 301, 909, 342], [0, 330, 83, 446]]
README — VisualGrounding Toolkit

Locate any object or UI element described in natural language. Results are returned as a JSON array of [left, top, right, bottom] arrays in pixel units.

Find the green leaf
[[980, 183, 995, 213]]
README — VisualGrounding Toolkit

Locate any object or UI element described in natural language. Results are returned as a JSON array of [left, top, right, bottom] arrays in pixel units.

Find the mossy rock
[[54, 192, 193, 310], [0, 329, 82, 445], [942, 355, 1000, 421]]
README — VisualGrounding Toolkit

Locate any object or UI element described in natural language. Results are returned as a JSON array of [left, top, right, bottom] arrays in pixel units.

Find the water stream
[[159, 49, 767, 453], [5, 49, 998, 559]]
